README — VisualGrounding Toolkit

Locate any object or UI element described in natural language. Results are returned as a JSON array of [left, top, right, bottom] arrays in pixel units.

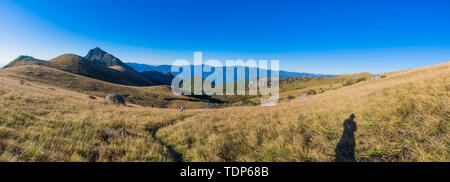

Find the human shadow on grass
[[334, 114, 357, 162]]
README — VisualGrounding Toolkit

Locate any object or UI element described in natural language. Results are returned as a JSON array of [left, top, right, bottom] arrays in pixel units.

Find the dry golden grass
[[0, 65, 205, 109], [157, 62, 449, 162], [251, 72, 375, 104], [0, 76, 201, 161], [0, 62, 448, 162]]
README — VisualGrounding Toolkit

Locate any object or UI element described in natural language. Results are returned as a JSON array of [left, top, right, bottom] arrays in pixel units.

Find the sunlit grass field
[[0, 62, 448, 161]]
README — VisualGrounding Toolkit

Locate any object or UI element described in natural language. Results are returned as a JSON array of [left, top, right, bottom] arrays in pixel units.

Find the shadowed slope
[[51, 54, 153, 86], [139, 71, 175, 85], [4, 50, 154, 86], [85, 47, 154, 86]]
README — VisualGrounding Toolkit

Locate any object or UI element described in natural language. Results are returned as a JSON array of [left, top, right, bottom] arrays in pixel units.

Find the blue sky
[[1, 0, 449, 74]]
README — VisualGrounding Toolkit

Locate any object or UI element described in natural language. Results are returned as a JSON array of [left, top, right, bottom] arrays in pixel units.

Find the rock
[[300, 94, 308, 101], [103, 127, 129, 138], [369, 75, 386, 82], [105, 93, 126, 105]]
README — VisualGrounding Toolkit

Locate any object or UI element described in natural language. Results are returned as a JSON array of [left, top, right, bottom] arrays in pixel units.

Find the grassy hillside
[[0, 65, 207, 108], [192, 72, 375, 106], [0, 76, 188, 161], [51, 54, 153, 86], [4, 54, 153, 86], [157, 62, 449, 162], [0, 62, 448, 162], [274, 72, 376, 103]]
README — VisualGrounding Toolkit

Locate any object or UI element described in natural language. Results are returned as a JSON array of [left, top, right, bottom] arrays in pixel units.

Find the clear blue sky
[[1, 0, 449, 74]]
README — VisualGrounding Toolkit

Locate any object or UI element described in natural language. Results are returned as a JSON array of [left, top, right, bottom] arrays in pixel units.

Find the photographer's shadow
[[334, 114, 357, 162]]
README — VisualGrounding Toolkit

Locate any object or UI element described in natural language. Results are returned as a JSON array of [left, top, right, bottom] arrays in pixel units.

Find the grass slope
[[0, 65, 206, 108], [0, 76, 190, 161], [0, 62, 448, 161], [157, 62, 449, 162]]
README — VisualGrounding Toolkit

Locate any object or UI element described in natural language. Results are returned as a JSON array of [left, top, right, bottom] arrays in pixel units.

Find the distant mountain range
[[127, 62, 336, 80], [2, 48, 175, 86], [2, 47, 337, 87]]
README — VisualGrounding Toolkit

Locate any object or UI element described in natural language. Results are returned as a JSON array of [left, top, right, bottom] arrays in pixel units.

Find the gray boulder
[[300, 94, 308, 101], [369, 75, 386, 82], [105, 93, 126, 105]]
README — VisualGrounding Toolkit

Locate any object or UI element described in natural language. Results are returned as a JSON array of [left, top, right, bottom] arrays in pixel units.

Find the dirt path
[[146, 115, 194, 162]]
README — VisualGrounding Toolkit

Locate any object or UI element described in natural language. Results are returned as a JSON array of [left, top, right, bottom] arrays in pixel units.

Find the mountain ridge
[[2, 48, 338, 87], [2, 48, 157, 86], [126, 62, 337, 79]]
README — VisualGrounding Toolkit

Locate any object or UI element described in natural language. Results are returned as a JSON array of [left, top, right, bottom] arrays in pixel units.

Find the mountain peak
[[85, 47, 123, 67], [91, 47, 107, 54], [83, 48, 149, 83], [86, 47, 108, 58]]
